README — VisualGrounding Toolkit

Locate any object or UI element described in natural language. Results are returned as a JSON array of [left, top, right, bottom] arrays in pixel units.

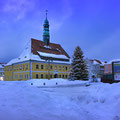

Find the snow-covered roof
[[107, 59, 120, 64], [0, 64, 4, 68], [6, 39, 71, 66], [38, 51, 69, 60]]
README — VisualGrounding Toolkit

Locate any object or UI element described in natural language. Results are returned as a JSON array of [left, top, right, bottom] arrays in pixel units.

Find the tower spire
[[43, 10, 50, 46], [45, 10, 48, 18]]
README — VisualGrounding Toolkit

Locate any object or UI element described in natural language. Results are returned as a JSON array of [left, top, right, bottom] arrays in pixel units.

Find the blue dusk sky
[[0, 0, 120, 63]]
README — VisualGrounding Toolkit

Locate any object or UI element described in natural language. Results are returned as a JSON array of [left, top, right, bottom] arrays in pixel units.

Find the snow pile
[[0, 79, 120, 120], [37, 51, 69, 60], [28, 78, 88, 87]]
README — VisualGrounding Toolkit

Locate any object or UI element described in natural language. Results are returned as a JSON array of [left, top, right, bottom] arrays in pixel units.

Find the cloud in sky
[[3, 0, 35, 20]]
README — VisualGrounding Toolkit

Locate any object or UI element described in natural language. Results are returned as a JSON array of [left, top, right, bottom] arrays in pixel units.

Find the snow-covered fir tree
[[69, 46, 89, 80]]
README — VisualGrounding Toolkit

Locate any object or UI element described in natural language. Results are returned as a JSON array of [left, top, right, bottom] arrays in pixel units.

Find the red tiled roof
[[94, 59, 102, 64], [31, 38, 70, 59]]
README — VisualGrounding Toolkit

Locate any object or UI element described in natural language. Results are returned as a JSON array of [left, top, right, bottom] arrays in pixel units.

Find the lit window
[[55, 66, 57, 69]]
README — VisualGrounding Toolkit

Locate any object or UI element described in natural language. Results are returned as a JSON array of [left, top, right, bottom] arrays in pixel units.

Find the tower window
[[41, 74, 43, 78]]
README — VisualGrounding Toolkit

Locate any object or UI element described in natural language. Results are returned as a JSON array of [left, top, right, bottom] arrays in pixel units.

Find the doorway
[[54, 74, 58, 78]]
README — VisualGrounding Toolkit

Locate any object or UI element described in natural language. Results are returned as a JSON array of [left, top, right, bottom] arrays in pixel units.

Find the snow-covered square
[[0, 79, 119, 120]]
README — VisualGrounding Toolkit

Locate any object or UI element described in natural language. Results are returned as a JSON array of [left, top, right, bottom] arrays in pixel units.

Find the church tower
[[43, 10, 50, 46]]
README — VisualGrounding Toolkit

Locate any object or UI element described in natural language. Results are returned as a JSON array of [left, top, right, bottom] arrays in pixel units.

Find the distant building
[[104, 59, 120, 75], [4, 12, 71, 81], [85, 58, 104, 78], [0, 63, 6, 80]]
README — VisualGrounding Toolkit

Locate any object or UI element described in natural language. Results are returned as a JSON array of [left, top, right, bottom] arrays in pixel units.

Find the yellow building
[[4, 12, 71, 81]]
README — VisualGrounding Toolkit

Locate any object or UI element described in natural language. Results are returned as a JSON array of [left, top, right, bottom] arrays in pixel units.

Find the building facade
[[4, 13, 71, 81], [0, 63, 5, 80], [85, 58, 104, 78]]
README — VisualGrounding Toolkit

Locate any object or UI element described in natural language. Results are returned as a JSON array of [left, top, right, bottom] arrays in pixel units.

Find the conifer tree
[[69, 46, 88, 80]]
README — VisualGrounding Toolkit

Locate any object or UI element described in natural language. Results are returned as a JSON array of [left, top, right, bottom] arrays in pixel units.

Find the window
[[15, 74, 18, 79], [23, 65, 25, 70], [106, 65, 108, 72], [59, 66, 61, 70], [65, 75, 68, 79], [50, 74, 52, 78], [59, 75, 61, 78], [24, 74, 26, 79], [55, 66, 57, 69], [50, 65, 52, 70], [20, 65, 22, 70], [65, 67, 67, 71], [17, 66, 18, 70], [41, 74, 43, 78], [62, 75, 64, 78], [63, 66, 64, 70], [7, 67, 9, 71], [26, 64, 28, 70], [14, 66, 16, 71], [36, 74, 39, 79], [25, 74, 29, 79], [36, 64, 39, 69], [26, 74, 29, 79], [45, 65, 48, 69], [41, 65, 44, 69], [10, 67, 12, 71], [46, 74, 48, 79], [19, 74, 23, 80]]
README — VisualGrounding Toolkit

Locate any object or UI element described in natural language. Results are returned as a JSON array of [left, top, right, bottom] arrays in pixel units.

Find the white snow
[[37, 51, 69, 60], [107, 59, 120, 64], [0, 79, 119, 120]]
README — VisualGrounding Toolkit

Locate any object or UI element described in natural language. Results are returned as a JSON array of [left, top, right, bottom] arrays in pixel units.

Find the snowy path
[[0, 80, 119, 120]]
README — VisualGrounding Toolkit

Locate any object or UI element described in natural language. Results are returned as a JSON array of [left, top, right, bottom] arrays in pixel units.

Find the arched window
[[36, 64, 39, 69], [36, 74, 39, 79]]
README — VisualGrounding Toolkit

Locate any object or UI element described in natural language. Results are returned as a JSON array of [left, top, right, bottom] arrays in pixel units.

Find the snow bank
[[27, 78, 88, 87], [0, 80, 120, 120]]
